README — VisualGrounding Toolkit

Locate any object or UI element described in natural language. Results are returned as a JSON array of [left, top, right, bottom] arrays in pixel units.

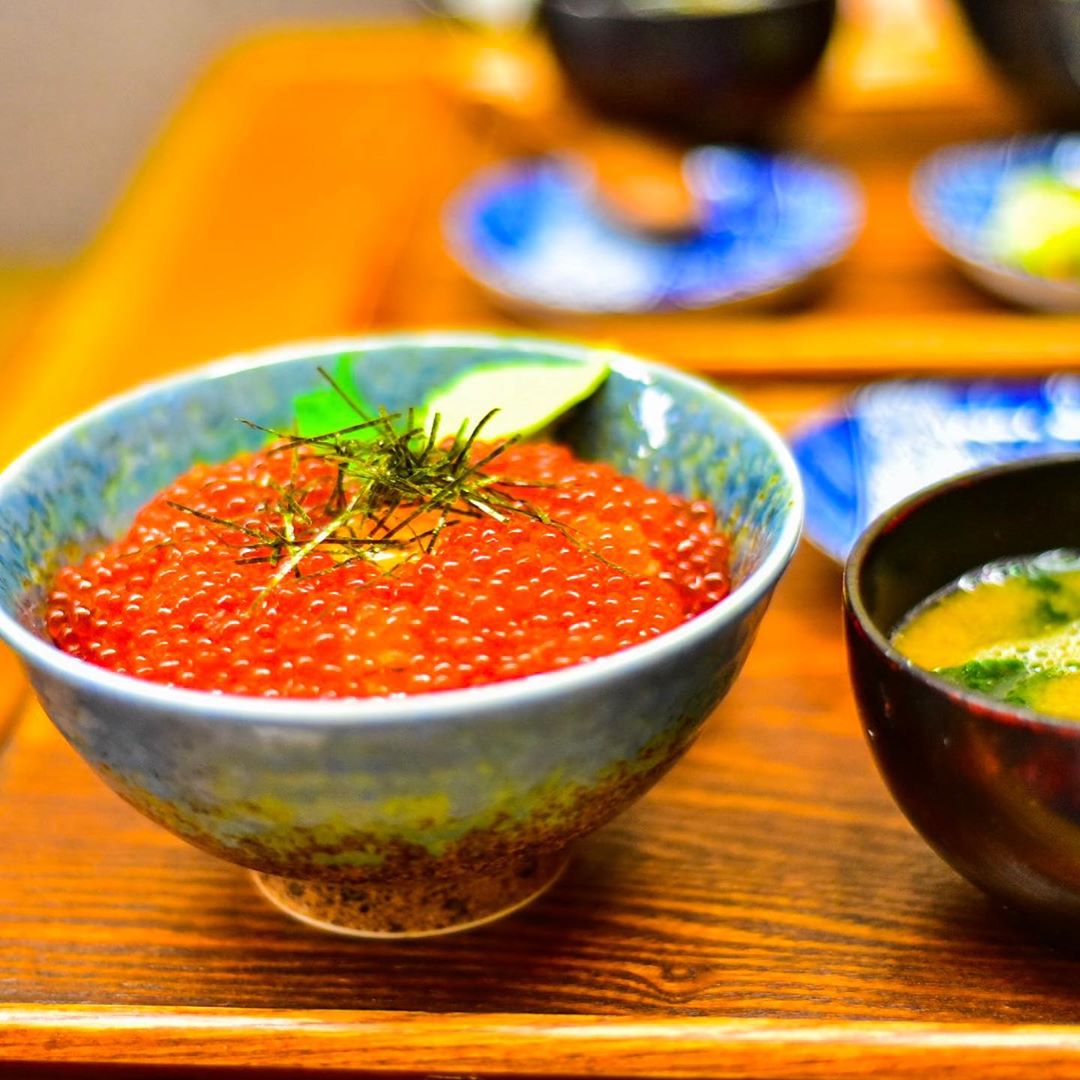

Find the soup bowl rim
[[844, 451, 1080, 737]]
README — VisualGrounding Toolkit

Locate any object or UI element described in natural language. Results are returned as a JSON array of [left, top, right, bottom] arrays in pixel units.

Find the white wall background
[[0, 0, 413, 258]]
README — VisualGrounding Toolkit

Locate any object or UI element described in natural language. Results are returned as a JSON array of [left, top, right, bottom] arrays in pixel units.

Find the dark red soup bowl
[[844, 456, 1080, 939]]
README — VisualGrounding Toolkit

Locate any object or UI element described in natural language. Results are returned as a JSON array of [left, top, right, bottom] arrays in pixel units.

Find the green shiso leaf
[[938, 657, 1030, 697], [294, 354, 378, 438], [418, 357, 610, 441], [937, 656, 1060, 711]]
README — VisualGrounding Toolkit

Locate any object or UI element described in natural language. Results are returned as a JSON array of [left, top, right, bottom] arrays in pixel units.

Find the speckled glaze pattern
[[0, 333, 801, 935], [254, 852, 568, 937]]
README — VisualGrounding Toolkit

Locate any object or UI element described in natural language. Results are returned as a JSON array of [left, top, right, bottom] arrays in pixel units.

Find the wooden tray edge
[[5, 1005, 1080, 1077]]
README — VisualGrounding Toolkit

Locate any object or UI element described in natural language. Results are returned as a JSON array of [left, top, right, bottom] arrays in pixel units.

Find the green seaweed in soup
[[892, 550, 1080, 721]]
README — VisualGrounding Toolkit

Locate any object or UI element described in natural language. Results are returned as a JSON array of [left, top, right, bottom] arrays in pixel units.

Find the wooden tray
[[4, 15, 1080, 1076]]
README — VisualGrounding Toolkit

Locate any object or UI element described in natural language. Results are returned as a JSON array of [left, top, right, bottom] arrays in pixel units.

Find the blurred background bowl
[[912, 136, 1080, 313], [537, 0, 837, 144], [845, 456, 1080, 940], [954, 0, 1080, 125]]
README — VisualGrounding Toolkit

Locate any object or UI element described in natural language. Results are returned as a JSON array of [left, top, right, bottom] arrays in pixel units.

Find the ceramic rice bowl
[[0, 333, 801, 937]]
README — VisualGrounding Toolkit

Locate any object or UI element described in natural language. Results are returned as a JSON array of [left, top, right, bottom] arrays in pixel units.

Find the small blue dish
[[444, 147, 862, 315], [913, 135, 1080, 312], [792, 376, 1080, 562]]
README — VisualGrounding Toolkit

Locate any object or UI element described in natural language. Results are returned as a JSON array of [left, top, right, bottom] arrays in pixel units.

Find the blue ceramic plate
[[444, 147, 862, 314], [792, 377, 1080, 562], [913, 135, 1080, 312]]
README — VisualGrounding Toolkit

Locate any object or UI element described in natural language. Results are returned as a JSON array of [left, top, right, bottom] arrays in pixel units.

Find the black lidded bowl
[[537, 0, 837, 144], [844, 456, 1080, 939], [954, 0, 1080, 125]]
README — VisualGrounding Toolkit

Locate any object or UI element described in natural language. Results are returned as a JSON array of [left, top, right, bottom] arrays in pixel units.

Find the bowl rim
[[843, 451, 1080, 736], [0, 330, 803, 726]]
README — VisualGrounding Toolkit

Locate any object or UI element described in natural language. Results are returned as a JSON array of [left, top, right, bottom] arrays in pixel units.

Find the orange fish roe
[[46, 441, 731, 698]]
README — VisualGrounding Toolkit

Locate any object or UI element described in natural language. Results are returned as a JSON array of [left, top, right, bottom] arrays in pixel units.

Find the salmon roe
[[46, 441, 731, 698]]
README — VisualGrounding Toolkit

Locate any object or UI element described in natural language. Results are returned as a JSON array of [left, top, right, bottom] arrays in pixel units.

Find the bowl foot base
[[252, 853, 568, 938]]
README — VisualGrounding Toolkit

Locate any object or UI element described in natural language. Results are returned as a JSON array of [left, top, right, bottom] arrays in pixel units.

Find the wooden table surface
[[3, 12, 1080, 1078]]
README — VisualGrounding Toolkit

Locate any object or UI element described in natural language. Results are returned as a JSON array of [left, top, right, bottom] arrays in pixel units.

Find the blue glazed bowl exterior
[[0, 333, 801, 884]]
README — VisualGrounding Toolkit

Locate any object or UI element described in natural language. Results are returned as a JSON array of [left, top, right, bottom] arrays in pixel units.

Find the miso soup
[[892, 550, 1080, 722]]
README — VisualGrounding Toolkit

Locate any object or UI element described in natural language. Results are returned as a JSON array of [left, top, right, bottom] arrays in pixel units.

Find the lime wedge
[[420, 358, 610, 441]]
